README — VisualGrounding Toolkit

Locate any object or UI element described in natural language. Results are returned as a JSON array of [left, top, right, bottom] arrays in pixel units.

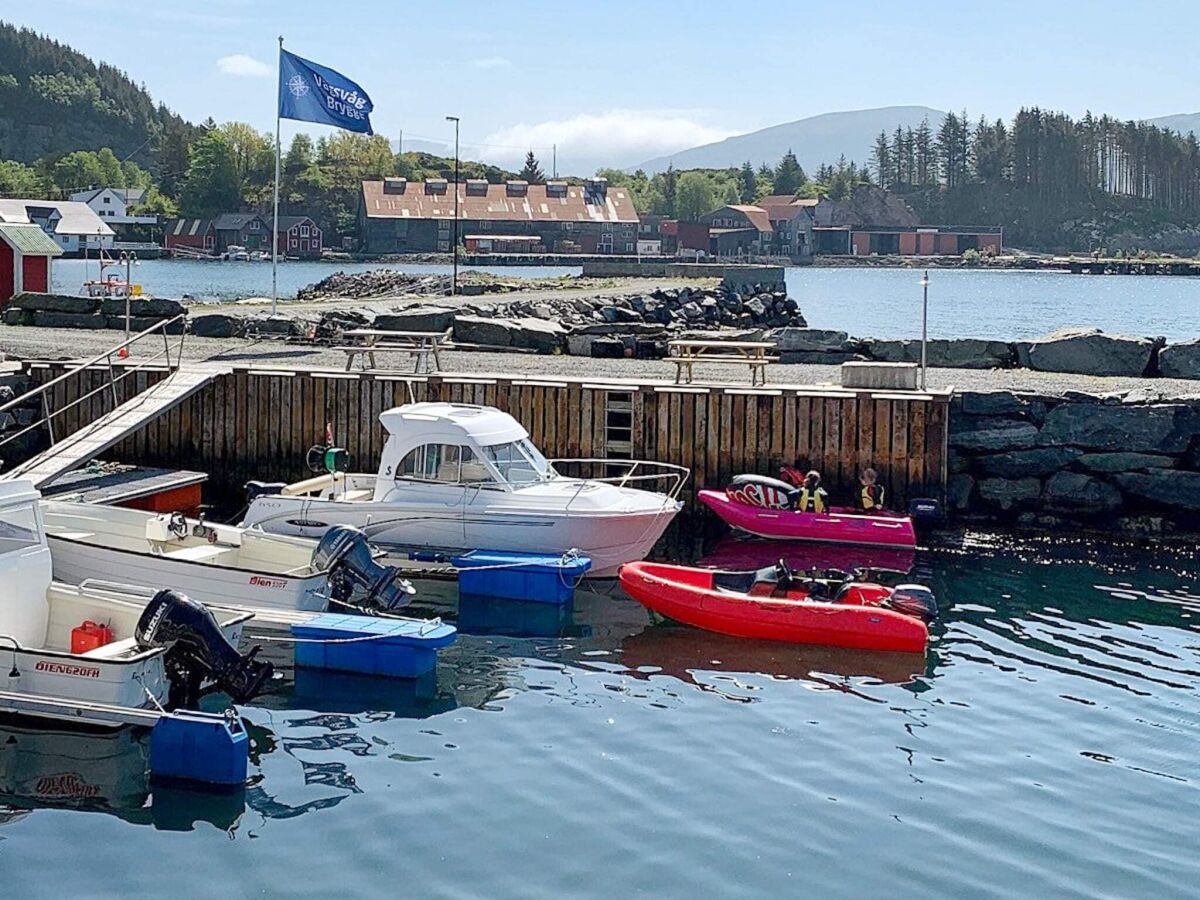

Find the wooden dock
[[19, 363, 950, 509]]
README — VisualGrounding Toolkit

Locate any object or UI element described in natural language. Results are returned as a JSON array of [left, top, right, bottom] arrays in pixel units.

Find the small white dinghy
[[39, 501, 415, 614], [0, 480, 271, 725]]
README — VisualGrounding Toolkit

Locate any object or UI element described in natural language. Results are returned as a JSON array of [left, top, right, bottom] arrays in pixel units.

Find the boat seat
[[81, 637, 141, 660], [162, 544, 228, 563], [713, 570, 760, 594], [337, 489, 373, 502]]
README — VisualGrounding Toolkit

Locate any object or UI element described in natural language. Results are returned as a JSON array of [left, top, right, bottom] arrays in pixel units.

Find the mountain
[[0, 21, 197, 169], [633, 105, 947, 175], [1148, 112, 1200, 136]]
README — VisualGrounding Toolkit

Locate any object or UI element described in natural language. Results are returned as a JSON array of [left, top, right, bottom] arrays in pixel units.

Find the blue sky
[[8, 0, 1200, 173]]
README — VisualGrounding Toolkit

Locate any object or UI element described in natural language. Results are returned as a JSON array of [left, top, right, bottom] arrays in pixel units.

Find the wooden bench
[[337, 329, 449, 373], [667, 339, 780, 386]]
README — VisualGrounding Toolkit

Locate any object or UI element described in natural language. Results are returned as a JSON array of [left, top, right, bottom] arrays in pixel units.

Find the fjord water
[[52, 258, 1200, 340], [1, 532, 1196, 898]]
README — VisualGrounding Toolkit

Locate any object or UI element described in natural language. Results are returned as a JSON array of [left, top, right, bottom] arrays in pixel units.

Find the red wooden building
[[0, 222, 63, 304]]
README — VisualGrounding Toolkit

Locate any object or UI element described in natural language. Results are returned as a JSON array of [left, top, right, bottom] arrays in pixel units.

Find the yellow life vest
[[798, 487, 826, 514], [860, 483, 885, 510]]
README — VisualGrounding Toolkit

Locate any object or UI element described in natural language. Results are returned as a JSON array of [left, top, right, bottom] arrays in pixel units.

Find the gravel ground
[[4, 322, 1200, 398]]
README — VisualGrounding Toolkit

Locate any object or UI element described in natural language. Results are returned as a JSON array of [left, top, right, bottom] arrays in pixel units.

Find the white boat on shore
[[39, 501, 415, 614], [240, 402, 688, 578], [0, 480, 270, 725]]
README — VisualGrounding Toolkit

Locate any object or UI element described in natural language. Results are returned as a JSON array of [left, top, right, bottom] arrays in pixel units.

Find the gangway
[[0, 316, 230, 488]]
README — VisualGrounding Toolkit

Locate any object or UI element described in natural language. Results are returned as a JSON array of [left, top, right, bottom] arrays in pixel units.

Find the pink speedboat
[[699, 486, 918, 549]]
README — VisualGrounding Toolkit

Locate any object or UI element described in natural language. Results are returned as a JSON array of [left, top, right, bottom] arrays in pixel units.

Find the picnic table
[[667, 339, 779, 386], [336, 329, 449, 373]]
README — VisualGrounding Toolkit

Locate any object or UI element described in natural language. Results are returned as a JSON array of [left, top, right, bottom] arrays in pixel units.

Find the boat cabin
[[374, 403, 555, 500]]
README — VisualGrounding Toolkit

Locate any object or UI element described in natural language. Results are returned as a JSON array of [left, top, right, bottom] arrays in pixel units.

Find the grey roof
[[0, 222, 65, 256], [274, 215, 318, 232], [213, 213, 266, 231], [69, 187, 147, 205], [0, 199, 115, 237], [165, 218, 213, 236]]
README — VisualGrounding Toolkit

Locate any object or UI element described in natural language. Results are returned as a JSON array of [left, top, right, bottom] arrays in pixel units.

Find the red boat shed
[[0, 222, 63, 305]]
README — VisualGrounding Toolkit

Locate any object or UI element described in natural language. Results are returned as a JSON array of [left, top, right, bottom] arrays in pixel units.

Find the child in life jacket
[[858, 467, 886, 511], [793, 470, 828, 514]]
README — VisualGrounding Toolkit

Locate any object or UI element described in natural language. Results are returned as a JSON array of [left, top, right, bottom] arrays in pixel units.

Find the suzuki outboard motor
[[887, 585, 938, 623], [312, 525, 416, 611], [135, 590, 273, 709]]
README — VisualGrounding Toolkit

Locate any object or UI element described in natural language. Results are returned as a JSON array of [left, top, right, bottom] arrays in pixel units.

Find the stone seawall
[[949, 389, 1200, 533]]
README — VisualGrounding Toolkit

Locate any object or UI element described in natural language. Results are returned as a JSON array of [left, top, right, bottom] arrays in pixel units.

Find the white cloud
[[478, 109, 738, 171], [217, 54, 272, 78], [473, 56, 512, 69]]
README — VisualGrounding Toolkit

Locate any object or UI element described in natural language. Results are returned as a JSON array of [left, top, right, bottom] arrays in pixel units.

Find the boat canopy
[[378, 403, 528, 446]]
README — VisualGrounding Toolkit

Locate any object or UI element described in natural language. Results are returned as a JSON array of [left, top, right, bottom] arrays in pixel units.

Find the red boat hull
[[699, 489, 918, 549], [619, 561, 928, 653]]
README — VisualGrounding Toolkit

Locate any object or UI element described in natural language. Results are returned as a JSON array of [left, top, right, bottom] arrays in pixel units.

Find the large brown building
[[358, 177, 639, 254]]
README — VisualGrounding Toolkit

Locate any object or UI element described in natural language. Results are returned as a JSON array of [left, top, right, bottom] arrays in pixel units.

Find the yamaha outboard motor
[[886, 585, 938, 623], [313, 525, 416, 611], [135, 590, 273, 709]]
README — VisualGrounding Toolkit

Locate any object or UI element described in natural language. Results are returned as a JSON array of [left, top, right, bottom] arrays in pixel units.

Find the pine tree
[[871, 131, 891, 188], [738, 160, 757, 202], [519, 151, 545, 184], [773, 149, 805, 195], [662, 164, 678, 218]]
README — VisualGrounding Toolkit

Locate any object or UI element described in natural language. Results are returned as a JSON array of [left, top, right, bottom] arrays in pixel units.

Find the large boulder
[[976, 447, 1082, 479], [191, 314, 247, 339], [977, 477, 1042, 511], [374, 305, 455, 333], [511, 317, 566, 354], [947, 473, 975, 511], [768, 328, 854, 353], [99, 297, 186, 318], [949, 418, 1041, 452], [31, 311, 107, 329], [866, 337, 1014, 369], [1042, 471, 1123, 516], [1077, 452, 1176, 473], [958, 390, 1026, 416], [11, 292, 99, 314], [1039, 403, 1193, 453], [1157, 338, 1200, 380], [452, 315, 518, 347], [1024, 328, 1156, 376], [1112, 470, 1200, 512], [107, 315, 185, 334]]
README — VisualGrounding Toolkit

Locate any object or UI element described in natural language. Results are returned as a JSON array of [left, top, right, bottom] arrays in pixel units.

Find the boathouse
[[358, 177, 640, 255], [0, 222, 63, 304]]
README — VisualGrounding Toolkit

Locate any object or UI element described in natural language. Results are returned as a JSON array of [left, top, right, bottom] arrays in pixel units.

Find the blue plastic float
[[149, 710, 249, 788], [290, 613, 457, 678], [451, 550, 592, 604]]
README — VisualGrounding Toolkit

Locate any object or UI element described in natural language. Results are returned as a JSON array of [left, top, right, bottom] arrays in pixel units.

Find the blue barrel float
[[452, 551, 592, 604]]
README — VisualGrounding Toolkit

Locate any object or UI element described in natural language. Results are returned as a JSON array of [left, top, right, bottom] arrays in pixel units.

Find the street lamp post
[[445, 115, 460, 296], [119, 251, 138, 343], [919, 270, 930, 390]]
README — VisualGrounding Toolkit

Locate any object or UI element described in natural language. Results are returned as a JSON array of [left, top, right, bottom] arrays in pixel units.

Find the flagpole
[[271, 35, 283, 317]]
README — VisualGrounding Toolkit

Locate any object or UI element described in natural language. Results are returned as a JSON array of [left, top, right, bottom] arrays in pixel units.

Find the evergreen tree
[[738, 160, 757, 202], [675, 171, 717, 221], [871, 131, 891, 188], [662, 164, 678, 218], [914, 118, 934, 187], [519, 150, 545, 184], [773, 149, 805, 195]]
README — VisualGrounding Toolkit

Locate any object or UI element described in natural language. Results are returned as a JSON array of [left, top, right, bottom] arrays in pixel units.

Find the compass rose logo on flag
[[287, 74, 309, 98]]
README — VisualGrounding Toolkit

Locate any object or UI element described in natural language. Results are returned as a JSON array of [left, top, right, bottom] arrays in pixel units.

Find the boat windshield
[[482, 439, 555, 485]]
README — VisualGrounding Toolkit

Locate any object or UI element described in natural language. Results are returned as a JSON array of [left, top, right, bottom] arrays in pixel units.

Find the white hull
[[242, 497, 678, 578], [46, 535, 327, 613]]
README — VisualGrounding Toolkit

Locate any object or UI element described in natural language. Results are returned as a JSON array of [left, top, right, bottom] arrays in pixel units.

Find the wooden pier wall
[[26, 363, 950, 508]]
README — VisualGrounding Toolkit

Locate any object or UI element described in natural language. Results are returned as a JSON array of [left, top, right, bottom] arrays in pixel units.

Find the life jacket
[[797, 486, 826, 514], [860, 483, 885, 511]]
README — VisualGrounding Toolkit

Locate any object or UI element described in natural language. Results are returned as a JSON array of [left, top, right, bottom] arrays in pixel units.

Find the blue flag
[[278, 49, 373, 134]]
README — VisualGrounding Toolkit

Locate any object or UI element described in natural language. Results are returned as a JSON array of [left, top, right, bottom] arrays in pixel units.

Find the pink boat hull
[[698, 489, 918, 549]]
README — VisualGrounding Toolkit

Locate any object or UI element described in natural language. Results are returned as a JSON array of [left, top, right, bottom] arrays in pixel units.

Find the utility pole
[[445, 115, 460, 295], [552, 143, 557, 179], [919, 270, 930, 390]]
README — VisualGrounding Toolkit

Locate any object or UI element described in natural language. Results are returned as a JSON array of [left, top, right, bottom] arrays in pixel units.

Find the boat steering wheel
[[775, 558, 796, 588]]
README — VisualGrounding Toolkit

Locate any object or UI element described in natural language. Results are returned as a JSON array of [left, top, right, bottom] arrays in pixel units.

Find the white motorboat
[[39, 501, 416, 614], [240, 402, 689, 578], [0, 480, 271, 725]]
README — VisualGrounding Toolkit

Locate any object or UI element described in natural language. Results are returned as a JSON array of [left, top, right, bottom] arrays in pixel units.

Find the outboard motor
[[313, 525, 415, 611], [886, 584, 938, 623], [135, 590, 273, 709]]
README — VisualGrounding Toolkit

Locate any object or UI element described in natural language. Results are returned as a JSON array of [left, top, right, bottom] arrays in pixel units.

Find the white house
[[68, 187, 157, 228], [0, 199, 115, 255]]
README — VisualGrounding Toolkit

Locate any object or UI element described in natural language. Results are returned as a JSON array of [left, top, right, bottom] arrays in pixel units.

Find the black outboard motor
[[135, 590, 273, 709], [313, 525, 415, 611], [886, 584, 938, 623]]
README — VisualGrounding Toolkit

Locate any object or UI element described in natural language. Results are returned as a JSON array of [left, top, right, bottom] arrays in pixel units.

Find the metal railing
[[0, 314, 187, 458], [548, 458, 691, 514]]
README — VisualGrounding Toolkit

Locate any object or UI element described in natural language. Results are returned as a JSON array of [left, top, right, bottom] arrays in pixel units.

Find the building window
[[249, 220, 259, 230], [103, 196, 111, 204], [625, 243, 634, 253], [300, 225, 310, 237]]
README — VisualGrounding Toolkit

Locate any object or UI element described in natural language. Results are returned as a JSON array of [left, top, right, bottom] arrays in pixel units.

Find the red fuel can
[[71, 620, 114, 655]]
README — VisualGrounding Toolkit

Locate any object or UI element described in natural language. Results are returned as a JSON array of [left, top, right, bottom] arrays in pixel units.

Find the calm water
[[1, 528, 1196, 898], [50, 258, 1200, 341]]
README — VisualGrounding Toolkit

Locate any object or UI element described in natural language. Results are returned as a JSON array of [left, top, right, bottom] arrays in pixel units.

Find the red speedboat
[[619, 560, 934, 653], [699, 476, 918, 549]]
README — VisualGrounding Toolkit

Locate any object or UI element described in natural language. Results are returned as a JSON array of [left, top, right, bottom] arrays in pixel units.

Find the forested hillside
[[0, 21, 198, 175]]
